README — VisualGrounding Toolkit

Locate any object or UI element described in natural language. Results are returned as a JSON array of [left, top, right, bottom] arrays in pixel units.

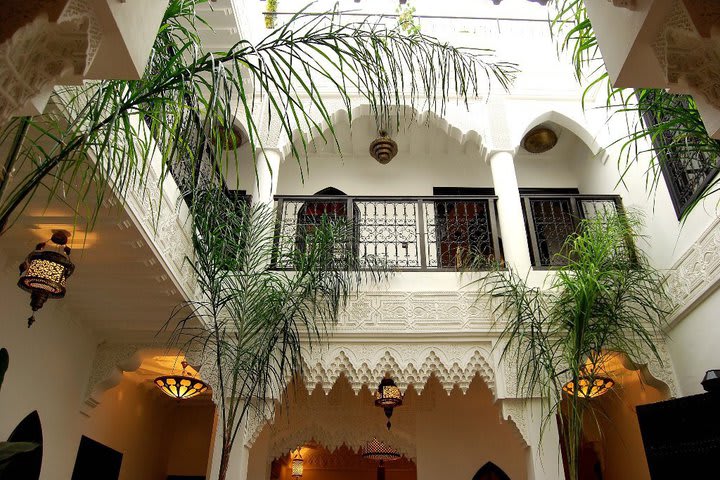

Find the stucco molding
[[0, 0, 100, 122], [334, 291, 495, 334], [499, 398, 530, 447], [301, 344, 496, 396], [653, 1, 720, 112], [665, 216, 720, 326]]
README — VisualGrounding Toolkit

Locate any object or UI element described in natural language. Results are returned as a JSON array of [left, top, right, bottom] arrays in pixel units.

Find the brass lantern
[[562, 374, 615, 399], [291, 451, 303, 478], [154, 361, 209, 400], [369, 131, 398, 165], [374, 377, 403, 430], [18, 230, 75, 328]]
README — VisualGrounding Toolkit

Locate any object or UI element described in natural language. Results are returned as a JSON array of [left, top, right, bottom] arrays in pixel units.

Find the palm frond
[[483, 212, 669, 480], [0, 1, 517, 235]]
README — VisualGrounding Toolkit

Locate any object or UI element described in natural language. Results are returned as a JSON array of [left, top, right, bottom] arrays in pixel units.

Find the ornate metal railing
[[521, 194, 623, 267], [273, 195, 502, 271]]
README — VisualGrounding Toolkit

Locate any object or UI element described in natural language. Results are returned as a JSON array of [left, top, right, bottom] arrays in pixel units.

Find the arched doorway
[[247, 374, 529, 480], [472, 462, 511, 480], [295, 187, 360, 260]]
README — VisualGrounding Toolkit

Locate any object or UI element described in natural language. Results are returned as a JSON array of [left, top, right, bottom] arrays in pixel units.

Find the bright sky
[[275, 0, 549, 20]]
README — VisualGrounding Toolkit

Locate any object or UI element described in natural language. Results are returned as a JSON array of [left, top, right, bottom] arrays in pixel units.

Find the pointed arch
[[472, 461, 511, 480]]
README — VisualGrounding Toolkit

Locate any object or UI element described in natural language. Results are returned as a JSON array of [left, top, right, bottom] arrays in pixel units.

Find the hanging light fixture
[[291, 450, 303, 478], [18, 230, 75, 328], [374, 376, 403, 430], [362, 438, 400, 480], [562, 374, 615, 399], [369, 131, 398, 165], [154, 361, 209, 400]]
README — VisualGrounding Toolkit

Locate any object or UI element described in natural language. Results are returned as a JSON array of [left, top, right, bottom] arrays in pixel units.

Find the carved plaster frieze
[[653, 1, 720, 111], [335, 291, 494, 333], [499, 398, 530, 447], [0, 0, 100, 123], [665, 217, 720, 324], [301, 344, 495, 395], [123, 165, 198, 301]]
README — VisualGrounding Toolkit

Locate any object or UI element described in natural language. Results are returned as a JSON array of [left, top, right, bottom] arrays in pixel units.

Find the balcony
[[521, 194, 623, 268], [274, 196, 502, 271]]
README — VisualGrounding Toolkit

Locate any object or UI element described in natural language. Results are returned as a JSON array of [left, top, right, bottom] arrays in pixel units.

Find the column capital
[[485, 148, 517, 164]]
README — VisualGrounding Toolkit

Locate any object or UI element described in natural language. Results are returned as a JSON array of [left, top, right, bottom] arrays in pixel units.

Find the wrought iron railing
[[273, 196, 502, 271], [521, 194, 623, 267]]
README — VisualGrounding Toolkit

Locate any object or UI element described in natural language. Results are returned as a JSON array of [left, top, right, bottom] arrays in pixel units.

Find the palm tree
[[0, 0, 516, 235], [164, 188, 387, 480], [483, 213, 669, 480]]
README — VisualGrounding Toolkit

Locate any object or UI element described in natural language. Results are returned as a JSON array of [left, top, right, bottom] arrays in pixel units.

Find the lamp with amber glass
[[18, 230, 75, 328], [291, 451, 303, 478], [374, 377, 403, 430], [562, 374, 615, 399], [154, 361, 209, 400]]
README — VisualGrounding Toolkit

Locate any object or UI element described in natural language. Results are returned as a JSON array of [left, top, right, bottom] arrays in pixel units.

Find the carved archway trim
[[301, 344, 496, 395]]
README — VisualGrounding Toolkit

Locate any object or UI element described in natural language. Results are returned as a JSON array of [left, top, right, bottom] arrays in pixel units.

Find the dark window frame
[[639, 91, 720, 219]]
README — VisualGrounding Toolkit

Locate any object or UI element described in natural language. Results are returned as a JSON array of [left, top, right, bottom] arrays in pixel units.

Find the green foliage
[[265, 0, 278, 29], [397, 3, 421, 36], [0, 0, 516, 237], [482, 213, 669, 480], [164, 190, 388, 480]]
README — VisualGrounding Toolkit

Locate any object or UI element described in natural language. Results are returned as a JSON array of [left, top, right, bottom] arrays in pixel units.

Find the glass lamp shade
[[374, 378, 403, 408], [563, 375, 615, 399], [18, 231, 75, 327], [154, 362, 209, 400], [361, 438, 401, 462], [291, 452, 303, 477]]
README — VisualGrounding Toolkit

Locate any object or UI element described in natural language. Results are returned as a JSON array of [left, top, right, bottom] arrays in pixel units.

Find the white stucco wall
[[0, 258, 98, 480]]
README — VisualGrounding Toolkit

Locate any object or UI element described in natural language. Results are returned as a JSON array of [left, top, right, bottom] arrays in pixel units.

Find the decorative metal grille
[[274, 196, 501, 271], [425, 199, 496, 268], [522, 195, 622, 267], [640, 90, 720, 218]]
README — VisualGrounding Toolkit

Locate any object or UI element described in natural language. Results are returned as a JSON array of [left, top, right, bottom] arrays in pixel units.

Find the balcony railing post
[[487, 199, 502, 266], [523, 196, 542, 268], [416, 199, 427, 270], [271, 197, 284, 268]]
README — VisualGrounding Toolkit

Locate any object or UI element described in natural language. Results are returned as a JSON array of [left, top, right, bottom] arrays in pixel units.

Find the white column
[[488, 150, 532, 273], [207, 415, 250, 480], [526, 399, 564, 480], [251, 148, 283, 205]]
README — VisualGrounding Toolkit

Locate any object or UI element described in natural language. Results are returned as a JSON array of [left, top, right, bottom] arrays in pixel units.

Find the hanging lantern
[[154, 361, 209, 400], [562, 374, 615, 399], [369, 131, 398, 165], [18, 230, 75, 328], [374, 377, 403, 430], [362, 438, 400, 480], [291, 451, 303, 478]]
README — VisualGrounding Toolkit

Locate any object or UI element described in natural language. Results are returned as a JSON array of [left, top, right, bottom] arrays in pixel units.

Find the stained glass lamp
[[154, 361, 209, 400], [374, 377, 403, 429], [18, 230, 75, 327]]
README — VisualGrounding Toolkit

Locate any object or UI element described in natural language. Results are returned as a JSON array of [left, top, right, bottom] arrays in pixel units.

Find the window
[[639, 90, 720, 218]]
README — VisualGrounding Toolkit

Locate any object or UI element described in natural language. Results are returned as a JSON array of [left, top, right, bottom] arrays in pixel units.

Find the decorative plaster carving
[[653, 1, 720, 111], [82, 343, 150, 413], [665, 217, 720, 324], [335, 291, 494, 333], [301, 344, 495, 395], [123, 165, 197, 301], [0, 0, 100, 122], [499, 398, 530, 447]]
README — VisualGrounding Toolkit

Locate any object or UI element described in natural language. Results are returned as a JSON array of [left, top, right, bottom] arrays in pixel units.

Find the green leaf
[[0, 442, 39, 463]]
